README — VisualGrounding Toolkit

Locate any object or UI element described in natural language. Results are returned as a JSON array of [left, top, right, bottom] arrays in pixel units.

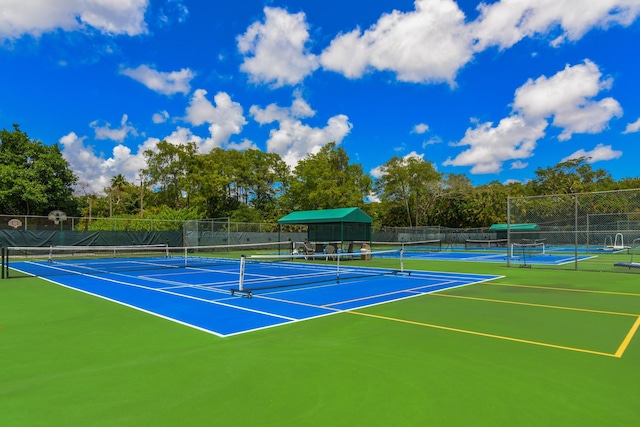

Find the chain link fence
[[5, 191, 639, 275], [0, 215, 307, 248], [508, 189, 640, 273]]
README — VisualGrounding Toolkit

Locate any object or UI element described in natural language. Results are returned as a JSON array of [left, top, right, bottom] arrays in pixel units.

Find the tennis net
[[2, 241, 293, 278], [464, 239, 508, 250], [509, 242, 546, 258], [291, 240, 442, 255], [231, 248, 404, 297], [366, 240, 442, 253]]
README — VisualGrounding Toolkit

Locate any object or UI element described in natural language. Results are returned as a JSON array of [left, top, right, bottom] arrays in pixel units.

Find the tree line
[[2, 124, 639, 228]]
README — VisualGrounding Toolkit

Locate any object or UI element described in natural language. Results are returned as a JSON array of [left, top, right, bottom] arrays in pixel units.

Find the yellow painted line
[[432, 293, 639, 317], [348, 310, 618, 358], [615, 316, 640, 358], [484, 282, 640, 297]]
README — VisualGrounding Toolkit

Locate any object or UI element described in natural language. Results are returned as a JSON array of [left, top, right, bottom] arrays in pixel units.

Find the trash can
[[360, 243, 371, 260]]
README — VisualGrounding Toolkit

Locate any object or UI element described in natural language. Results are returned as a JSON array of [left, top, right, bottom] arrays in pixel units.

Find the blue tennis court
[[394, 250, 595, 265], [9, 257, 500, 337], [544, 244, 628, 254]]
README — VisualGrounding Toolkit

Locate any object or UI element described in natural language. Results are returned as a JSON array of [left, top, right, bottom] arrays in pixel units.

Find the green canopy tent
[[277, 207, 372, 252], [490, 223, 540, 241]]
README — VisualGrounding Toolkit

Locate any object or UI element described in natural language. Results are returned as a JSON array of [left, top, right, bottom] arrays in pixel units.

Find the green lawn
[[1, 260, 639, 426]]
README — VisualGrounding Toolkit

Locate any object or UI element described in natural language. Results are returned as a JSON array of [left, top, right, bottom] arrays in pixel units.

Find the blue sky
[[1, 0, 640, 194]]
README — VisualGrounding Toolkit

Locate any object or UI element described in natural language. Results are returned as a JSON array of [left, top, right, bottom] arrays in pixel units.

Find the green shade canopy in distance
[[277, 207, 372, 225], [278, 208, 372, 244], [490, 223, 540, 241], [489, 224, 540, 232]]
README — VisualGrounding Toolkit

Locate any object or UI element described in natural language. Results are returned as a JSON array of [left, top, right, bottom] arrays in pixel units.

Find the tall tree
[[431, 174, 473, 228], [286, 142, 371, 211], [0, 124, 78, 215], [375, 155, 441, 227], [527, 157, 613, 195], [97, 174, 143, 217], [142, 141, 198, 210], [192, 148, 241, 218], [242, 149, 290, 220]]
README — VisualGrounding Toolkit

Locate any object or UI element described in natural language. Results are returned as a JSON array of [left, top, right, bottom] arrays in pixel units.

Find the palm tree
[[108, 174, 129, 216]]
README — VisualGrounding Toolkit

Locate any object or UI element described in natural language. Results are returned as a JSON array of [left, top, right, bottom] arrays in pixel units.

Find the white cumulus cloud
[[0, 0, 149, 39], [152, 110, 169, 124], [90, 114, 138, 142], [250, 91, 315, 124], [319, 0, 640, 85], [445, 60, 624, 175], [412, 123, 430, 134], [60, 131, 154, 193], [249, 93, 352, 166], [510, 160, 529, 170], [265, 115, 353, 167], [184, 89, 248, 153], [237, 7, 319, 87], [623, 117, 640, 134], [513, 60, 622, 140], [120, 65, 195, 95], [320, 0, 473, 84], [422, 136, 442, 147], [561, 143, 623, 163], [444, 115, 548, 174], [472, 0, 640, 50]]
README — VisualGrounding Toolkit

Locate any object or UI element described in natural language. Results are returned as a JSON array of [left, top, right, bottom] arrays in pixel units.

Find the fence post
[[506, 197, 511, 267], [574, 194, 579, 271]]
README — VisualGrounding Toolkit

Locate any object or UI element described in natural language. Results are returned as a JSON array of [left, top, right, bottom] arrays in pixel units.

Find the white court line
[[323, 280, 459, 307], [19, 261, 298, 322], [13, 260, 502, 337]]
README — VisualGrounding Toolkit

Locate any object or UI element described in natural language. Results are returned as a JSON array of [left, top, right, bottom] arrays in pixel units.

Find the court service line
[[348, 310, 618, 358], [484, 282, 640, 297], [615, 316, 640, 358], [431, 293, 639, 317], [141, 276, 233, 294]]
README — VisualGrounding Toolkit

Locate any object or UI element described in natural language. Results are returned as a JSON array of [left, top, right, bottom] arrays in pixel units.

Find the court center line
[[431, 293, 639, 317], [615, 315, 640, 358], [348, 310, 618, 358], [484, 282, 640, 297]]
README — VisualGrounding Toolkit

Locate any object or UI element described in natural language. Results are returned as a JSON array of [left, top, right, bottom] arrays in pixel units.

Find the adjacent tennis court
[[387, 248, 595, 265], [360, 240, 596, 264]]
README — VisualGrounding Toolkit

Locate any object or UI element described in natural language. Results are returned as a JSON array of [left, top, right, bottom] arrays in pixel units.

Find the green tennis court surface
[[2, 257, 639, 426]]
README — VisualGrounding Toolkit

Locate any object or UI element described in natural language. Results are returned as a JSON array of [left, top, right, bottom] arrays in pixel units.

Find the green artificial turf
[[1, 261, 639, 426]]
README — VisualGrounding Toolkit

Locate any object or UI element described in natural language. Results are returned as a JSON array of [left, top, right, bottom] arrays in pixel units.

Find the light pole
[[139, 175, 144, 218]]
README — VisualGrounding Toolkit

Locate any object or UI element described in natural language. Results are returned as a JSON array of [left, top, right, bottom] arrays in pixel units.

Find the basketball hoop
[[8, 218, 22, 229], [48, 210, 67, 225]]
